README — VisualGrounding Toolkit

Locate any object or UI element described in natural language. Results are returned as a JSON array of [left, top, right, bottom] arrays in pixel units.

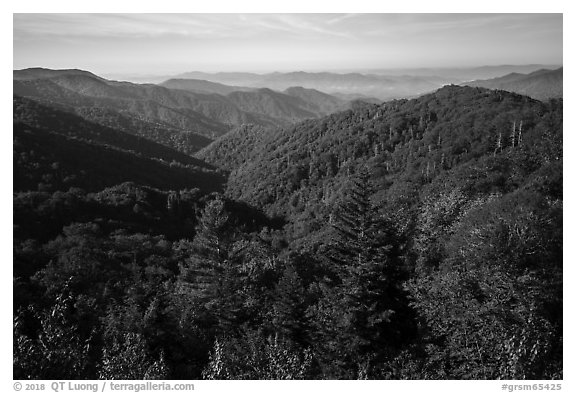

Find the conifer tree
[[325, 168, 413, 366], [327, 169, 376, 278], [187, 197, 245, 334], [179, 197, 234, 307], [194, 197, 230, 260]]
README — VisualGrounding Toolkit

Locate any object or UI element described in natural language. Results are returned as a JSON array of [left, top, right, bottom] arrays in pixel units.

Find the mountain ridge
[[159, 78, 254, 95], [464, 68, 562, 100]]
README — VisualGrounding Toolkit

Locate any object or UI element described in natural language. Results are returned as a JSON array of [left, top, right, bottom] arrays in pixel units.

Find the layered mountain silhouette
[[172, 71, 453, 100], [14, 68, 358, 153], [464, 68, 562, 100], [362, 64, 561, 80]]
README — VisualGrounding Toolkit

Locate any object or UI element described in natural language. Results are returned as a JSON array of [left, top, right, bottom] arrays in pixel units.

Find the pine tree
[[179, 197, 234, 306], [193, 197, 230, 260], [325, 169, 414, 365], [327, 169, 377, 278], [186, 197, 246, 334]]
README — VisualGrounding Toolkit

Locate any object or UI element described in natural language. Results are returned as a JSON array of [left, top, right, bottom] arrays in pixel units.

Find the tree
[[317, 169, 415, 375], [179, 196, 232, 300], [271, 263, 309, 344], [193, 196, 231, 260], [181, 196, 249, 334], [327, 169, 379, 278]]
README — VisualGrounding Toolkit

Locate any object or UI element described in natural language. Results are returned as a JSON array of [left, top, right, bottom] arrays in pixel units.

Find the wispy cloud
[[326, 13, 360, 25], [14, 14, 359, 41], [13, 13, 562, 74]]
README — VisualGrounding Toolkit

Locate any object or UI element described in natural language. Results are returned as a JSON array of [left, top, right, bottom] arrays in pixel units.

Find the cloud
[[326, 13, 360, 25], [14, 14, 236, 40], [14, 14, 361, 41]]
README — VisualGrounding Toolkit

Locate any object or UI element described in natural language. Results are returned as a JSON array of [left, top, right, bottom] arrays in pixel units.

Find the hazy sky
[[13, 13, 562, 74]]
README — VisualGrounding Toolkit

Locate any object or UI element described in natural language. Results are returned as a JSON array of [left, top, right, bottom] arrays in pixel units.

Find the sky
[[13, 13, 563, 75]]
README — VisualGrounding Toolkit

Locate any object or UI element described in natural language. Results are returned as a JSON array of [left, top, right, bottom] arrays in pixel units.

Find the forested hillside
[[13, 95, 224, 191], [226, 88, 329, 123], [283, 86, 349, 115], [14, 96, 213, 166], [203, 85, 561, 220], [14, 84, 562, 380]]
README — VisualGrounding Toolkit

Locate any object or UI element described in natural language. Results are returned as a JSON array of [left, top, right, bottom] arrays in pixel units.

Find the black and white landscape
[[13, 13, 563, 380]]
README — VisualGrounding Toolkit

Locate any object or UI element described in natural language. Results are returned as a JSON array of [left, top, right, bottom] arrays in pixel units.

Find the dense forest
[[13, 84, 562, 380]]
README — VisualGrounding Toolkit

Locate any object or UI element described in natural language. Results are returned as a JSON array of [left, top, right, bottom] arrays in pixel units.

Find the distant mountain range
[[13, 68, 360, 154], [105, 64, 560, 85], [103, 64, 561, 98], [169, 71, 453, 100], [159, 80, 350, 116], [463, 68, 563, 100], [358, 64, 562, 80]]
